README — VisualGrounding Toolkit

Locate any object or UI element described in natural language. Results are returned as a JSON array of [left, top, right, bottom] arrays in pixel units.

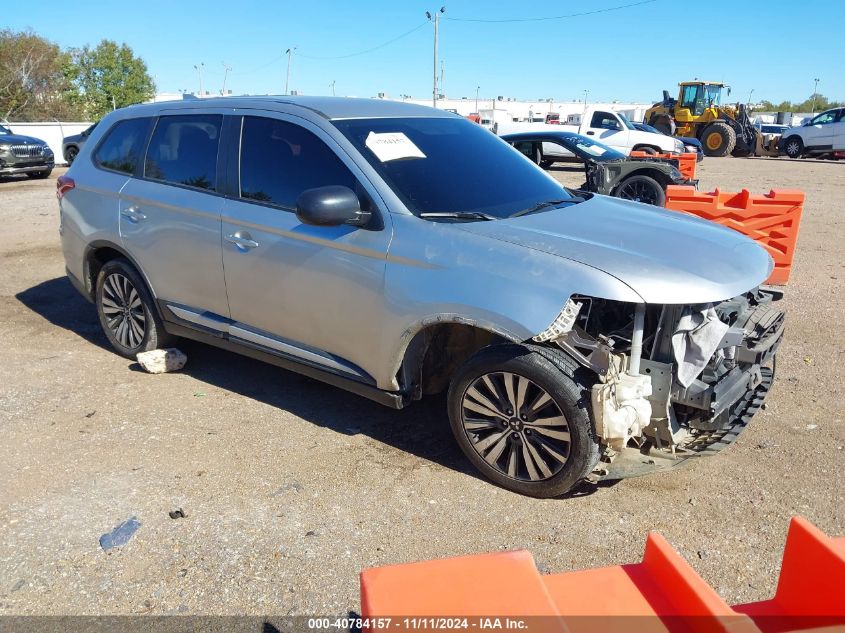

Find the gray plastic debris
[[99, 516, 141, 550], [136, 348, 187, 374]]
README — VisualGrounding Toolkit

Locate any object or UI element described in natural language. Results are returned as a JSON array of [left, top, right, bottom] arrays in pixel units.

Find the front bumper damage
[[539, 289, 785, 481]]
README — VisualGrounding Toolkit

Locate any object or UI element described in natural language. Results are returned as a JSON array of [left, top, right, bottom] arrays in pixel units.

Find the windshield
[[705, 84, 722, 106], [618, 113, 637, 131], [559, 134, 626, 162], [333, 117, 572, 219]]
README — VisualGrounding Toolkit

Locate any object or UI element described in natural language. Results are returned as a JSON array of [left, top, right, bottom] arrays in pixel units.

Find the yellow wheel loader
[[645, 81, 774, 158]]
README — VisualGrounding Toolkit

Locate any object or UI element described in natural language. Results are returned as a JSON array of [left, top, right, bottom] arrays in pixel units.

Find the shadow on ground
[[16, 275, 607, 499]]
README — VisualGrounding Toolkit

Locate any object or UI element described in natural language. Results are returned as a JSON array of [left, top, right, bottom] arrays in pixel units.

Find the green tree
[[756, 94, 844, 113], [67, 40, 155, 120], [0, 29, 80, 121]]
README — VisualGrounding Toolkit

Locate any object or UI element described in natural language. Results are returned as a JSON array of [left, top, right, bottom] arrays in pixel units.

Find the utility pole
[[194, 63, 204, 96], [475, 85, 480, 113], [583, 89, 589, 112], [812, 77, 820, 113], [285, 47, 297, 95], [426, 7, 445, 108], [747, 88, 754, 105], [221, 62, 232, 95], [330, 80, 336, 97]]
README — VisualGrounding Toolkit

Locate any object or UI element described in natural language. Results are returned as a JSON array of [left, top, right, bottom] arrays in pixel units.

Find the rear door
[[833, 109, 845, 151], [219, 112, 392, 383], [583, 111, 629, 152], [802, 109, 837, 150], [119, 110, 230, 318]]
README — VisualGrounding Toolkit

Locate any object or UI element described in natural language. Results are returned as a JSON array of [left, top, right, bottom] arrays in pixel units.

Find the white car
[[779, 108, 845, 158]]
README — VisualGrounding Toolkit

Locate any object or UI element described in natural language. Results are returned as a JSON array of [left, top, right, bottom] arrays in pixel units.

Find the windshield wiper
[[509, 198, 582, 218], [419, 211, 497, 221]]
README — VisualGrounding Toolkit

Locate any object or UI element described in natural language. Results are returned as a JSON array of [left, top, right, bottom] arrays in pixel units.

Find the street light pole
[[812, 77, 820, 114], [193, 63, 204, 96], [475, 85, 480, 113], [285, 47, 297, 95], [747, 88, 754, 105], [330, 80, 336, 97], [426, 7, 445, 108], [583, 89, 589, 111], [221, 62, 232, 96]]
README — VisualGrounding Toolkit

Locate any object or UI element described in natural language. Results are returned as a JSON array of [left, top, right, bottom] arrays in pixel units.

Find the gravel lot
[[0, 158, 843, 616]]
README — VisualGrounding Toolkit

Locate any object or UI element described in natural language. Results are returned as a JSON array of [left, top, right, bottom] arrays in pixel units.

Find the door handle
[[225, 231, 259, 250], [586, 131, 595, 135], [120, 206, 147, 223]]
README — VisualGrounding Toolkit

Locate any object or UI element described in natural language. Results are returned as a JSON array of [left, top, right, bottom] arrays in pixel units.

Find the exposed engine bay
[[534, 288, 785, 479]]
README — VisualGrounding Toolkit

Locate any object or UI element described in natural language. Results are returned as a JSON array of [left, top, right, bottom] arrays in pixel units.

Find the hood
[[457, 195, 773, 305], [0, 133, 50, 146]]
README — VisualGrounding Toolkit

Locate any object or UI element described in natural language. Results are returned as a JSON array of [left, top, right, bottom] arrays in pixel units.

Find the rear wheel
[[701, 121, 736, 157], [651, 116, 676, 136], [783, 136, 804, 159], [447, 344, 600, 498], [615, 174, 666, 206], [65, 146, 79, 164], [95, 258, 175, 359]]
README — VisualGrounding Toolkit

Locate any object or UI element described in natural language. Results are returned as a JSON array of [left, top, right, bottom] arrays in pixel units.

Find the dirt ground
[[0, 157, 843, 616]]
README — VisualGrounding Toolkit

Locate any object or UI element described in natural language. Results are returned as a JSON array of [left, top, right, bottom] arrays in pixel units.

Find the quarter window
[[144, 115, 222, 191], [239, 116, 357, 209], [93, 117, 151, 174]]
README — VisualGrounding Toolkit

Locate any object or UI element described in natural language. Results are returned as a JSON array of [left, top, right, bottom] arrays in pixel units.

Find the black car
[[503, 131, 694, 207], [0, 124, 55, 179], [62, 122, 98, 165]]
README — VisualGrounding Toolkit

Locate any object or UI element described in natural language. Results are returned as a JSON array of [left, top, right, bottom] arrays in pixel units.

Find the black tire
[[539, 159, 554, 169], [26, 168, 53, 179], [615, 174, 666, 206], [634, 146, 658, 155], [783, 135, 804, 159], [701, 121, 736, 157], [95, 258, 175, 359], [65, 146, 79, 164], [447, 344, 600, 498]]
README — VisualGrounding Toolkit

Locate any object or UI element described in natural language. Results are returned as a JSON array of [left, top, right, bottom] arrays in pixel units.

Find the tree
[[67, 40, 155, 120], [755, 93, 844, 113], [0, 29, 78, 121]]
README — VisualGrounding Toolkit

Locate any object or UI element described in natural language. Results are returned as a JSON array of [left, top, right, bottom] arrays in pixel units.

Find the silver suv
[[59, 97, 784, 497]]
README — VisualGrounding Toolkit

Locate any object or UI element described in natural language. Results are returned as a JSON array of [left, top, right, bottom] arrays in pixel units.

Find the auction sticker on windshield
[[365, 131, 426, 162]]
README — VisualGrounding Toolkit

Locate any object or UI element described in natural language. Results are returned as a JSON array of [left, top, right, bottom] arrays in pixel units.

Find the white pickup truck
[[498, 107, 685, 167]]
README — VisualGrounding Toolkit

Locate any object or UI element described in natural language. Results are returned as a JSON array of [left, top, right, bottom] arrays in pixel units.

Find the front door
[[584, 111, 629, 152], [119, 112, 229, 317], [220, 113, 392, 382]]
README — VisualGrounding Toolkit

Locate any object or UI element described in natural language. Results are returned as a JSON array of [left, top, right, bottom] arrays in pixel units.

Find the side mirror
[[295, 185, 371, 227]]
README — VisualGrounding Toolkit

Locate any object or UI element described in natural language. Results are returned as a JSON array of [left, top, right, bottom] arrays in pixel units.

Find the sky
[[6, 0, 843, 105]]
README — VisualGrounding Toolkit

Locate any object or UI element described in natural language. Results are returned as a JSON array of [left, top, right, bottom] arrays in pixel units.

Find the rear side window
[[144, 114, 222, 191], [93, 118, 151, 174], [239, 116, 357, 209]]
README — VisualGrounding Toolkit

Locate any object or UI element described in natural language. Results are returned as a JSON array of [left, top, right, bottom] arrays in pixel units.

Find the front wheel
[[95, 258, 175, 359], [783, 136, 803, 159], [65, 146, 79, 164], [447, 344, 600, 498], [615, 174, 666, 206]]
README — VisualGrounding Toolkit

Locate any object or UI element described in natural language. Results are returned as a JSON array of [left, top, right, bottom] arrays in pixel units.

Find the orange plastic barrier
[[360, 517, 844, 633], [630, 150, 698, 181], [664, 186, 805, 285]]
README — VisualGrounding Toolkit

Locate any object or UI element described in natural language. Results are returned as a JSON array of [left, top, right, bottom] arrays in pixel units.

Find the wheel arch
[[394, 317, 524, 400], [83, 241, 163, 317], [612, 167, 672, 195]]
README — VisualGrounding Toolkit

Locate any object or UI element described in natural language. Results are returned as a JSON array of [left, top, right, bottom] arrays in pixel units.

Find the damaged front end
[[534, 289, 785, 480]]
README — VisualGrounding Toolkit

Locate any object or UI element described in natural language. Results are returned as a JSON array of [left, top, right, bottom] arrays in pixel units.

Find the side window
[[93, 118, 151, 174], [811, 111, 836, 125], [239, 116, 357, 209], [144, 114, 222, 191], [590, 111, 620, 130]]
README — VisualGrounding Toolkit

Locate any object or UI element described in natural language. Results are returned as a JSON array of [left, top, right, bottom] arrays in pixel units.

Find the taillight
[[56, 175, 75, 199]]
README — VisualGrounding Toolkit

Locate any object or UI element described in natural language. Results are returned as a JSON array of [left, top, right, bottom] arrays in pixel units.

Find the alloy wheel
[[618, 180, 658, 204], [460, 371, 570, 482], [101, 272, 146, 349]]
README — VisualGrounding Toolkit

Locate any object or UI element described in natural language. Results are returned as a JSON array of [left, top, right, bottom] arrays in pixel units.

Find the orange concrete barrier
[[630, 150, 698, 181], [664, 186, 805, 285], [360, 517, 844, 633]]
